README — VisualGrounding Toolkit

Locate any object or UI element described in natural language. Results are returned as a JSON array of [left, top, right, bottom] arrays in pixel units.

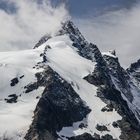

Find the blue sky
[[0, 0, 16, 13], [51, 0, 138, 17], [0, 0, 137, 17]]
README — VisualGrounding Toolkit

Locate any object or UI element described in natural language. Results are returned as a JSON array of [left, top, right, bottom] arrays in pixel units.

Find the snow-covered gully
[[43, 35, 122, 140]]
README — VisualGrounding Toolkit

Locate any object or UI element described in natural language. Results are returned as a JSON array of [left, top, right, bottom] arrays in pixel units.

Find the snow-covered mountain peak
[[0, 21, 140, 140]]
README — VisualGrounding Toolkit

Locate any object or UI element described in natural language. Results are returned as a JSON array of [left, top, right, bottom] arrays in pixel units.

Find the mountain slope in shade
[[0, 21, 140, 140], [127, 59, 140, 87]]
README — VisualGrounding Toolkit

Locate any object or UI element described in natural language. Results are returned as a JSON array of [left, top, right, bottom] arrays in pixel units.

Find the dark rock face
[[24, 69, 50, 93], [79, 123, 88, 129], [96, 83, 140, 140], [83, 49, 138, 132], [101, 104, 113, 112], [68, 133, 116, 140], [127, 59, 140, 73], [112, 122, 119, 128], [40, 45, 51, 63], [118, 119, 140, 140], [83, 50, 140, 139], [34, 34, 51, 49], [103, 54, 133, 102], [96, 124, 109, 132], [109, 50, 116, 56], [10, 77, 19, 86], [61, 21, 88, 48], [5, 94, 18, 103], [127, 59, 140, 83], [101, 134, 115, 140], [68, 133, 96, 140], [19, 75, 24, 79], [81, 45, 140, 139], [84, 63, 111, 88], [62, 22, 103, 62], [25, 66, 91, 140], [103, 54, 140, 120], [62, 21, 112, 89], [98, 86, 139, 129]]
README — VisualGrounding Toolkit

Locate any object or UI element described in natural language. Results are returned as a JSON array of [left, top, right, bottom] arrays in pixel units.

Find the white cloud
[[74, 3, 140, 68], [0, 0, 139, 67], [0, 0, 69, 51]]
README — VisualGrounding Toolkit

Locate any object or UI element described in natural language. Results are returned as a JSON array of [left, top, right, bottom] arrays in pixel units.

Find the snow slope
[[0, 34, 123, 139], [0, 49, 45, 139], [43, 35, 122, 139]]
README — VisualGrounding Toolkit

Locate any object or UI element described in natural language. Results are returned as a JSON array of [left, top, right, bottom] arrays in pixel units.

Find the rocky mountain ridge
[[0, 21, 140, 140]]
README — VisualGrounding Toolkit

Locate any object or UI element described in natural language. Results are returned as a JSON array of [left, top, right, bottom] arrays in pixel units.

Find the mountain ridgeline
[[25, 21, 140, 140], [0, 21, 140, 140]]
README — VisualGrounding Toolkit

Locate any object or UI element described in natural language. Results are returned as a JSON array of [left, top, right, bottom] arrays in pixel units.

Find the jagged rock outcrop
[[34, 34, 52, 49], [103, 53, 133, 102], [102, 53, 140, 139], [127, 59, 140, 85], [25, 66, 91, 140], [127, 59, 140, 74]]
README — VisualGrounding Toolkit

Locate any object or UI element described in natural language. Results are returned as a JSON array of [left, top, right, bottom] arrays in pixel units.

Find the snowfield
[[44, 35, 122, 139], [0, 35, 122, 139], [0, 49, 45, 139]]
